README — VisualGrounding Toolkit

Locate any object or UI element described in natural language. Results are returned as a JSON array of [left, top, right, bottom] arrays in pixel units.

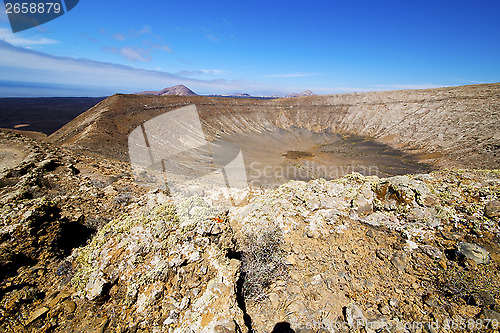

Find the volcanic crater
[[48, 83, 500, 187]]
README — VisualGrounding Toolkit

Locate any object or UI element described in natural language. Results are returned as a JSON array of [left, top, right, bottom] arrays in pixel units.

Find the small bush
[[241, 228, 288, 302], [435, 261, 500, 302]]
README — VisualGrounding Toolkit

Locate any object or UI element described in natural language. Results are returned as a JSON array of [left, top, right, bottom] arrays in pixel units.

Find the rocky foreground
[[1, 130, 500, 332]]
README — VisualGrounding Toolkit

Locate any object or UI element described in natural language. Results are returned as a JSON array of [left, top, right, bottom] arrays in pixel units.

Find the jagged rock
[[356, 203, 373, 215], [484, 200, 500, 218], [375, 176, 415, 207], [407, 206, 444, 227], [424, 322, 439, 333], [175, 258, 247, 332], [440, 230, 463, 241], [211, 224, 222, 235], [389, 298, 399, 308], [423, 294, 439, 308], [67, 193, 247, 332], [344, 303, 367, 329], [47, 291, 71, 308], [77, 317, 109, 333], [420, 245, 444, 260], [467, 291, 497, 308], [438, 257, 447, 270], [478, 308, 500, 321], [414, 184, 438, 207], [456, 242, 491, 264], [62, 300, 76, 313], [376, 249, 389, 261], [375, 175, 440, 212], [36, 158, 59, 171], [212, 320, 238, 333], [26, 306, 49, 325], [269, 292, 280, 309], [378, 303, 391, 315], [86, 275, 108, 301], [361, 211, 399, 228], [390, 252, 407, 272]]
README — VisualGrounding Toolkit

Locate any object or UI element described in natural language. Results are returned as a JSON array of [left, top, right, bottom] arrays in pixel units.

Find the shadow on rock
[[272, 322, 295, 333]]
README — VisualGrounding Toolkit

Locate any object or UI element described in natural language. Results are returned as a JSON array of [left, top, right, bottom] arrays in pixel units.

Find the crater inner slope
[[48, 83, 500, 187]]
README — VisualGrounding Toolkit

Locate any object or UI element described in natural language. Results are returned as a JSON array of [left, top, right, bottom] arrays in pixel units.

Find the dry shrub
[[241, 228, 288, 302]]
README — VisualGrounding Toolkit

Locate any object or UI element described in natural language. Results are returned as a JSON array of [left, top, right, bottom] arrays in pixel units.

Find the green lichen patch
[[175, 196, 222, 233], [71, 202, 179, 293]]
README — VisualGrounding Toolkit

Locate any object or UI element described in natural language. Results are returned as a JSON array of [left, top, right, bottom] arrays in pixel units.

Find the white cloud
[[177, 69, 226, 76], [107, 25, 153, 42], [155, 44, 172, 53], [177, 57, 192, 65], [81, 33, 99, 43], [119, 46, 151, 62], [201, 69, 225, 75], [103, 46, 152, 62], [138, 25, 151, 34], [113, 33, 126, 41], [205, 34, 219, 42], [0, 28, 58, 46], [129, 25, 151, 38], [143, 41, 172, 53]]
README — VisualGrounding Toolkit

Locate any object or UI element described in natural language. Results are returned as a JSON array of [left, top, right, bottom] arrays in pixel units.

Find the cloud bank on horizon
[[0, 40, 301, 97]]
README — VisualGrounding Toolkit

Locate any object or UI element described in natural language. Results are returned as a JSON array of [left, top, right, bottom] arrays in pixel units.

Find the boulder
[[484, 200, 500, 218], [456, 242, 490, 264]]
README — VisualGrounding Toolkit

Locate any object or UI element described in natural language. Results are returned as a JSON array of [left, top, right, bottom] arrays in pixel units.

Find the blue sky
[[0, 0, 499, 96]]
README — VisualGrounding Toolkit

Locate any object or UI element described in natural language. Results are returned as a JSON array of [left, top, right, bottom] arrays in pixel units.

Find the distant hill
[[286, 90, 315, 97], [228, 93, 252, 98], [206, 93, 277, 100], [207, 93, 253, 98], [136, 85, 198, 96]]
